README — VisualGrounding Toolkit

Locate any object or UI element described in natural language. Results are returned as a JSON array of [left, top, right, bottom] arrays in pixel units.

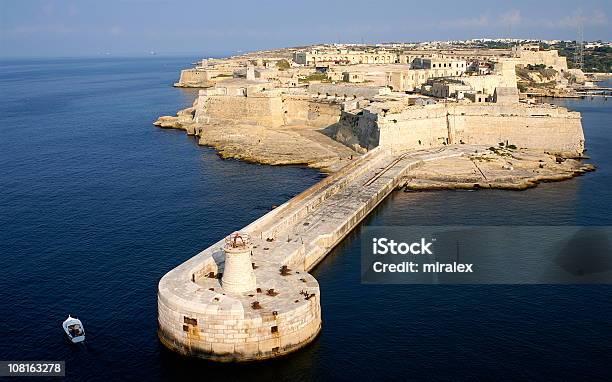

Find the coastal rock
[[195, 122, 357, 172], [402, 147, 595, 191], [153, 116, 181, 129], [153, 107, 196, 131], [154, 100, 356, 172]]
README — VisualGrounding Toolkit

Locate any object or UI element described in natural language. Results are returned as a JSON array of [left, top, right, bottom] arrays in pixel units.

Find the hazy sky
[[1, 0, 610, 58]]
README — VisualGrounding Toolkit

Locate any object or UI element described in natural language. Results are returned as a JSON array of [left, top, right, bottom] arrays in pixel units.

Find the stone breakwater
[[158, 146, 472, 361]]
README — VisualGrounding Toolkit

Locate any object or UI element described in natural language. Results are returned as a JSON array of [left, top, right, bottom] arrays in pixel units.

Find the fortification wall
[[308, 83, 390, 99], [378, 106, 449, 149], [196, 94, 285, 127], [282, 96, 342, 127], [381, 104, 583, 155], [176, 69, 215, 87], [193, 92, 341, 129], [516, 50, 568, 72], [451, 105, 583, 154], [191, 86, 583, 157], [333, 105, 448, 151], [334, 103, 584, 156], [158, 272, 321, 361]]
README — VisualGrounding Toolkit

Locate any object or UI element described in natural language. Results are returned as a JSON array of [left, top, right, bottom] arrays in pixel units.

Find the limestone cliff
[[154, 93, 354, 172]]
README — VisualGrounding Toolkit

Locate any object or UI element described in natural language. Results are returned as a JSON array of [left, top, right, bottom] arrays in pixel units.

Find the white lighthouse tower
[[221, 232, 256, 295]]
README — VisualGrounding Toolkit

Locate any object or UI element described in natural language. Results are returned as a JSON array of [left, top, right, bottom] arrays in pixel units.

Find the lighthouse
[[221, 232, 256, 295]]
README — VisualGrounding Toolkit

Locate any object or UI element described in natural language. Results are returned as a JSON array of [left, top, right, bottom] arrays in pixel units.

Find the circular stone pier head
[[158, 231, 322, 361]]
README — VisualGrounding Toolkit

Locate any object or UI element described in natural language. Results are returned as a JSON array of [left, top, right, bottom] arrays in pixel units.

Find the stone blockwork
[[282, 95, 341, 128], [194, 91, 342, 129], [334, 102, 584, 157], [175, 68, 217, 88], [158, 258, 321, 361], [158, 146, 470, 361], [195, 92, 286, 127]]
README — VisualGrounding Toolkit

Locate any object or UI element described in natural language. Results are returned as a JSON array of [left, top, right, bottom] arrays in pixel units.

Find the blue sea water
[[0, 58, 610, 381]]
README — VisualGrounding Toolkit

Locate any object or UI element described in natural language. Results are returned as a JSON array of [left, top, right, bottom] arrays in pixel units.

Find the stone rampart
[[515, 49, 568, 72], [334, 103, 584, 156], [282, 95, 342, 127], [175, 68, 216, 87], [193, 91, 342, 129], [308, 83, 391, 99], [195, 93, 285, 127]]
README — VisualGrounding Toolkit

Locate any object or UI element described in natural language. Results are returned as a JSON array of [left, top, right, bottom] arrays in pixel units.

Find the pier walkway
[[157, 145, 472, 361]]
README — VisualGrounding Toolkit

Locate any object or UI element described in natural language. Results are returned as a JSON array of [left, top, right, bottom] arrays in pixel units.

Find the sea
[[0, 57, 610, 381]]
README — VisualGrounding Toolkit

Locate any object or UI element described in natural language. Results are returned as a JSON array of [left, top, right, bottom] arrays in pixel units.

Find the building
[[387, 70, 431, 92], [512, 45, 568, 72], [343, 71, 365, 83], [293, 49, 399, 66], [421, 79, 472, 99], [411, 57, 468, 77], [492, 87, 519, 104], [464, 92, 489, 103]]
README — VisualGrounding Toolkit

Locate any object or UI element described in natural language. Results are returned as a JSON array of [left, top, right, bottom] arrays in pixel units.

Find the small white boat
[[62, 315, 85, 343]]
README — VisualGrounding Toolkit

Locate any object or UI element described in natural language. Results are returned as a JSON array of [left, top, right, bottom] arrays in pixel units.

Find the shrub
[[276, 59, 291, 70], [299, 72, 329, 83]]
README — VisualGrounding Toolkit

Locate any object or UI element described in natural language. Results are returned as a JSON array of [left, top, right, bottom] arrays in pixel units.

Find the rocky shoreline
[[154, 109, 357, 172], [154, 43, 595, 191], [402, 147, 595, 191], [155, 111, 594, 190]]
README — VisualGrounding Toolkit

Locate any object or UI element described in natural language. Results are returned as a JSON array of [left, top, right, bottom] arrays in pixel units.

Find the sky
[[0, 0, 610, 58]]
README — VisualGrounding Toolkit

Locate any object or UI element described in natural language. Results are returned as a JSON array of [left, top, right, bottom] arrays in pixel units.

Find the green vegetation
[[551, 41, 612, 73], [515, 64, 558, 92], [479, 41, 513, 49], [488, 145, 512, 156], [530, 81, 556, 89], [276, 59, 291, 70], [515, 66, 532, 82], [525, 64, 557, 79], [299, 72, 330, 83]]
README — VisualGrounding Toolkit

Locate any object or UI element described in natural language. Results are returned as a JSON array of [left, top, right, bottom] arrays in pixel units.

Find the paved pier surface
[[248, 145, 469, 271], [158, 145, 471, 361]]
